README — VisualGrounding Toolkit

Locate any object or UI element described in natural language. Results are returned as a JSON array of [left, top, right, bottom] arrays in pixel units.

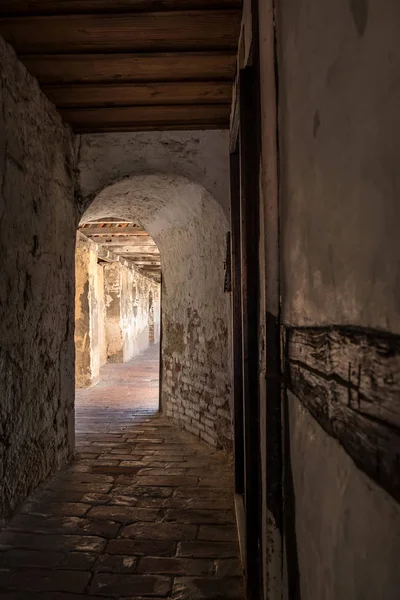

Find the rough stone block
[[172, 577, 245, 599], [0, 569, 91, 594], [89, 573, 171, 597], [137, 557, 214, 576], [107, 539, 176, 557], [94, 553, 138, 573], [121, 522, 197, 541], [197, 526, 237, 542], [177, 542, 239, 559], [87, 506, 159, 523]]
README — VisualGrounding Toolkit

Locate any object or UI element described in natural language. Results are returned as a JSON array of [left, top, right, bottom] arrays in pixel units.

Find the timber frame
[[0, 1, 242, 131], [229, 1, 284, 599]]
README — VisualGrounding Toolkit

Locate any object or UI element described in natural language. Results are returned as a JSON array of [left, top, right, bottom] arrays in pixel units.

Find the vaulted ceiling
[[0, 1, 241, 132]]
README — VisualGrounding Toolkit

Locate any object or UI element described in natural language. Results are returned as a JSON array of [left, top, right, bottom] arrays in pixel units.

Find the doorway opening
[[74, 217, 161, 414], [74, 172, 231, 449]]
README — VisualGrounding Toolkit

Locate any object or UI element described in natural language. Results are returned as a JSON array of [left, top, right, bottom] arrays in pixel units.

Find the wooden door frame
[[230, 143, 245, 498], [229, 62, 263, 600], [240, 63, 263, 600], [229, 1, 285, 599]]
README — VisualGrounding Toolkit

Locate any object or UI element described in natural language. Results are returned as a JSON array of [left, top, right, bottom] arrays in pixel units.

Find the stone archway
[[80, 173, 232, 450]]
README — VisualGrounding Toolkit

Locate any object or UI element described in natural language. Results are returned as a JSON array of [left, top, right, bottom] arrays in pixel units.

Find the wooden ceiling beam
[[0, 1, 241, 16], [101, 246, 160, 254], [119, 255, 161, 265], [59, 105, 230, 131], [84, 218, 135, 224], [42, 82, 232, 108], [133, 261, 161, 265], [20, 52, 236, 85], [89, 239, 157, 247], [71, 123, 229, 132], [133, 264, 162, 269], [0, 11, 241, 54], [82, 227, 149, 236]]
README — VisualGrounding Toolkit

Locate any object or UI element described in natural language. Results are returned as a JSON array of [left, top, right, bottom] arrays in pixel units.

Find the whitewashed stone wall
[[104, 261, 160, 363], [0, 36, 76, 523], [75, 233, 101, 387]]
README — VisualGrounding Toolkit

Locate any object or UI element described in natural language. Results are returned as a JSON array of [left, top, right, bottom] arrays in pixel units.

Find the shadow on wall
[[79, 173, 233, 451]]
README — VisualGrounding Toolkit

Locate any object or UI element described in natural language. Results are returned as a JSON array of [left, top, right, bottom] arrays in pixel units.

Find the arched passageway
[[80, 173, 232, 450], [0, 165, 244, 600]]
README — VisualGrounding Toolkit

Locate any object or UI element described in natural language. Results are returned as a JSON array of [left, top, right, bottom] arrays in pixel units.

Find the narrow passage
[[0, 345, 244, 599]]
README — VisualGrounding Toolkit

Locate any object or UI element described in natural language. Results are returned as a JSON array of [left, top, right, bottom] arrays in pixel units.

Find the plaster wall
[[288, 393, 400, 600], [0, 36, 75, 522], [153, 287, 161, 345], [96, 264, 107, 368], [278, 0, 400, 332], [104, 262, 124, 363], [277, 0, 400, 597], [75, 233, 108, 387], [77, 130, 230, 218], [103, 261, 160, 364], [121, 265, 160, 362]]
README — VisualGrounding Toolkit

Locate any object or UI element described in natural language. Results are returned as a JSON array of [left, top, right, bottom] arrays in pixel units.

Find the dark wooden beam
[[42, 82, 232, 108], [136, 265, 161, 270], [286, 325, 400, 502], [84, 218, 134, 224], [0, 1, 242, 16], [81, 227, 149, 236], [125, 255, 161, 261], [59, 105, 230, 131], [119, 255, 161, 262], [99, 245, 159, 252], [69, 123, 229, 133], [0, 11, 241, 54], [21, 52, 237, 84], [115, 251, 160, 257], [91, 239, 157, 248]]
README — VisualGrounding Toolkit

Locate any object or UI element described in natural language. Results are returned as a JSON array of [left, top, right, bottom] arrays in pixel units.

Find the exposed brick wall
[[163, 312, 232, 451], [0, 36, 76, 523]]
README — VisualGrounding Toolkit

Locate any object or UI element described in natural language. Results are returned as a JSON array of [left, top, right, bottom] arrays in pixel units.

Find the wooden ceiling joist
[[42, 82, 232, 108], [0, 11, 240, 54], [21, 52, 236, 85], [85, 218, 135, 224], [0, 2, 240, 132], [59, 105, 230, 132], [95, 240, 157, 248], [101, 246, 159, 254], [128, 260, 161, 265], [79, 223, 161, 278], [82, 227, 149, 236], [120, 254, 161, 260], [0, 1, 241, 16], [137, 265, 162, 270]]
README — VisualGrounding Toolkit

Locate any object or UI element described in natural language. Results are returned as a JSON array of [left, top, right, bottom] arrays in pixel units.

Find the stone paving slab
[[0, 345, 244, 598]]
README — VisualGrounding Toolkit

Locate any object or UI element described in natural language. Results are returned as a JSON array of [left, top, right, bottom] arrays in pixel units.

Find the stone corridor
[[0, 345, 244, 599]]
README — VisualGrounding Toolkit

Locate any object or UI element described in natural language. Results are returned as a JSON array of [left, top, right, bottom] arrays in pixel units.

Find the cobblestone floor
[[0, 344, 245, 599]]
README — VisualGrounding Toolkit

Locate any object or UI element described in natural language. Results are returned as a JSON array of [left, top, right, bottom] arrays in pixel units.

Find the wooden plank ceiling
[[0, 1, 241, 132], [79, 220, 161, 282]]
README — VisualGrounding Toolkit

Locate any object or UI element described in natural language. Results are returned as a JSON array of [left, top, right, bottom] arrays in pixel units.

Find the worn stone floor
[[0, 344, 245, 599]]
